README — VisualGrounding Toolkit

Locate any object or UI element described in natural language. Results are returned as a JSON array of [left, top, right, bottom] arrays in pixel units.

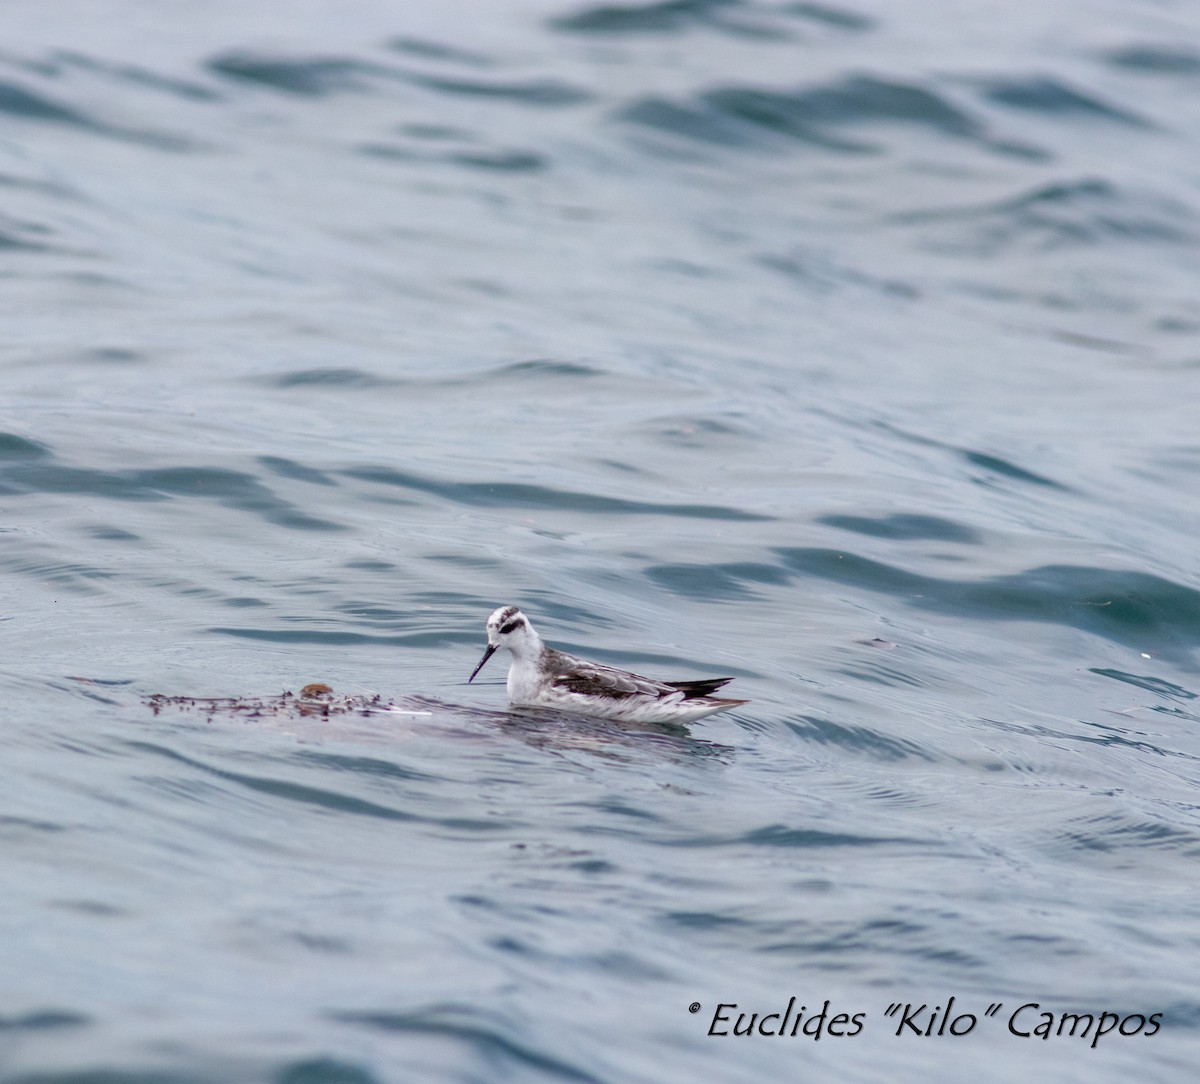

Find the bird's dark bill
[[469, 643, 497, 683]]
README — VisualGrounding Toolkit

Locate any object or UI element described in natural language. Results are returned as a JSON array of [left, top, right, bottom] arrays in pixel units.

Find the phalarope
[[468, 605, 748, 723]]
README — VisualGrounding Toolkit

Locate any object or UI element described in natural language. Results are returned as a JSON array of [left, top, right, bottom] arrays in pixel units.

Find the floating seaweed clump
[[144, 684, 413, 720]]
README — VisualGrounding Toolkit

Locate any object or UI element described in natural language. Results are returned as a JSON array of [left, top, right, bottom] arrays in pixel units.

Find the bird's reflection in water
[[492, 704, 735, 764]]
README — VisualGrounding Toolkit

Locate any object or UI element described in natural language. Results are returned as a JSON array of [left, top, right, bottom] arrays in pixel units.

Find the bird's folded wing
[[552, 664, 663, 699]]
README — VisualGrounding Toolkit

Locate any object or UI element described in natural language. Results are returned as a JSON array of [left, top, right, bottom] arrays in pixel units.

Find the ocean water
[[3, 0, 1200, 1080]]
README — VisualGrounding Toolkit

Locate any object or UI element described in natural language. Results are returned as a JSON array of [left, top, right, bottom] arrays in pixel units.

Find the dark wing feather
[[545, 649, 666, 700], [663, 678, 733, 699], [545, 648, 734, 702], [552, 666, 661, 699]]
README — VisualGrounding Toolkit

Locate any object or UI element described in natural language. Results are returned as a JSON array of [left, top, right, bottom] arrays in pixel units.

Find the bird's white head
[[468, 605, 541, 682]]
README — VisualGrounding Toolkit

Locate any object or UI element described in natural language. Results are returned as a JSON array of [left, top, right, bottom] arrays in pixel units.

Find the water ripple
[[387, 38, 495, 67], [206, 49, 590, 108], [978, 75, 1151, 126], [817, 512, 981, 543], [207, 627, 456, 647], [48, 50, 221, 101], [959, 449, 1068, 489], [206, 53, 380, 96], [644, 561, 788, 599], [0, 454, 344, 532], [895, 178, 1197, 254], [0, 432, 51, 459], [776, 548, 1200, 662], [0, 73, 198, 150], [787, 3, 874, 30], [127, 739, 511, 835], [1103, 44, 1200, 76], [3, 1071, 207, 1084], [275, 1059, 381, 1084], [406, 72, 591, 107], [290, 750, 442, 783], [0, 79, 98, 125], [0, 814, 68, 837], [1088, 669, 1196, 700], [784, 716, 936, 761], [1057, 811, 1200, 859], [265, 367, 398, 389], [551, 0, 745, 36], [622, 74, 1032, 157], [551, 0, 873, 37], [0, 1009, 88, 1031], [342, 465, 771, 520], [738, 823, 926, 848], [330, 1004, 602, 1083]]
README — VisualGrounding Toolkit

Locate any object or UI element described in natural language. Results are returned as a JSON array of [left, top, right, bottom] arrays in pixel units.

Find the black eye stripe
[[500, 618, 524, 634]]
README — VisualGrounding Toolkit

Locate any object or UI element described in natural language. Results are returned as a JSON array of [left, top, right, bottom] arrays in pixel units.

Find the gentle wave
[[341, 465, 772, 520], [550, 0, 874, 37], [892, 178, 1197, 253], [777, 549, 1200, 661], [205, 49, 590, 108], [620, 74, 1042, 158], [0, 76, 198, 150], [0, 442, 344, 531], [126, 740, 507, 833], [331, 1005, 603, 1084]]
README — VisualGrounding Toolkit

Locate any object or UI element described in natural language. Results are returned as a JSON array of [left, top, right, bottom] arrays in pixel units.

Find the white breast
[[506, 655, 548, 706]]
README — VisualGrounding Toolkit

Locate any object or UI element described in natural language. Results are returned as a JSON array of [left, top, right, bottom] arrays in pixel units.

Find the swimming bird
[[468, 605, 748, 723]]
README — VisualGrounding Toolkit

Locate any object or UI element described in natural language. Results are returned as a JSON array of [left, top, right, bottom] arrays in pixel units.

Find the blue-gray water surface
[[3, 1, 1200, 1081]]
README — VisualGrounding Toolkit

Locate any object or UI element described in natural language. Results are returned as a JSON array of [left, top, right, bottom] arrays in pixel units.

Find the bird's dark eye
[[500, 619, 523, 635]]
